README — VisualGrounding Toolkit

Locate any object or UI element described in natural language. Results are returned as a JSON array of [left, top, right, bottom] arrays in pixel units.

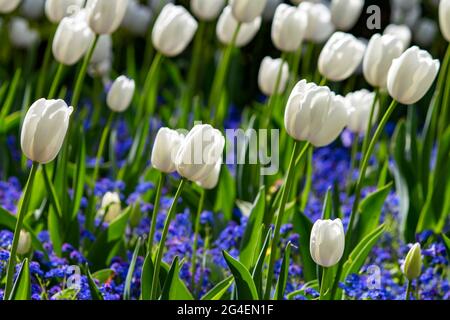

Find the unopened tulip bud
[[191, 0, 225, 21], [403, 243, 422, 280], [331, 0, 364, 31], [152, 4, 198, 57], [216, 6, 261, 47], [107, 76, 135, 112], [17, 230, 32, 255], [230, 0, 267, 23], [88, 0, 129, 34], [271, 4, 307, 52], [258, 56, 289, 96], [21, 99, 73, 164], [384, 24, 412, 49], [45, 0, 85, 23], [440, 0, 450, 42], [387, 46, 440, 105], [0, 0, 21, 13], [298, 2, 334, 43], [345, 90, 379, 135], [310, 218, 345, 267], [100, 192, 121, 222], [151, 127, 185, 173]]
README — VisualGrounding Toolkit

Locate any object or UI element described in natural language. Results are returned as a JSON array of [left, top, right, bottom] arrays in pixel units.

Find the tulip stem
[[438, 44, 450, 139], [48, 63, 65, 99], [4, 162, 38, 299], [92, 112, 115, 188], [288, 46, 302, 89], [319, 267, 329, 300], [190, 187, 206, 295], [361, 88, 380, 157], [405, 280, 413, 300], [346, 136, 360, 195], [319, 76, 327, 86], [150, 178, 187, 300], [35, 33, 54, 99], [147, 172, 166, 252], [264, 141, 310, 299]]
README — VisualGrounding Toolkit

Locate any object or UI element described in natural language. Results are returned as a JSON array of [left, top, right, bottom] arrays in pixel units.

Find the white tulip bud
[[230, 0, 267, 23], [100, 192, 121, 222], [284, 80, 348, 147], [45, 0, 85, 23], [17, 230, 32, 255], [53, 9, 95, 66], [151, 128, 185, 173], [88, 0, 129, 34], [20, 0, 45, 20], [440, 0, 450, 42], [152, 4, 198, 57], [403, 243, 422, 280], [345, 90, 379, 135], [318, 32, 366, 82], [21, 99, 73, 164], [271, 4, 307, 52], [298, 2, 334, 43], [191, 0, 225, 21], [0, 0, 21, 13], [121, 0, 152, 36], [107, 76, 135, 113], [258, 56, 289, 96], [216, 6, 261, 47], [331, 0, 364, 31], [9, 18, 40, 49], [310, 218, 345, 267], [387, 46, 440, 105], [175, 124, 225, 182], [384, 24, 412, 50], [363, 34, 404, 89], [196, 159, 222, 189]]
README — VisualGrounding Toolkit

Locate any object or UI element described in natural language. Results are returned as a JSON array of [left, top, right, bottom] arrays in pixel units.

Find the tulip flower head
[[151, 127, 185, 173], [258, 56, 289, 96], [21, 99, 73, 164], [100, 192, 122, 222], [310, 218, 345, 267], [439, 0, 450, 42], [230, 0, 267, 23], [216, 6, 261, 47], [330, 0, 364, 31], [384, 24, 412, 50], [88, 0, 129, 34], [271, 3, 308, 53], [191, 0, 225, 21], [121, 0, 152, 36], [196, 159, 222, 190], [45, 0, 85, 23], [403, 243, 422, 281], [9, 17, 40, 49], [0, 0, 21, 13], [345, 90, 379, 135], [17, 230, 32, 255], [107, 76, 135, 113], [298, 2, 334, 43]]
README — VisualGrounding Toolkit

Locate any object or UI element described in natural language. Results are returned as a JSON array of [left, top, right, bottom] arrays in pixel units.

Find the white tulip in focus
[[175, 124, 225, 182], [45, 0, 85, 23], [100, 192, 121, 222], [284, 80, 348, 147], [53, 9, 95, 65], [21, 99, 73, 164], [330, 0, 364, 31], [230, 0, 267, 23], [403, 243, 422, 280], [297, 2, 334, 43], [318, 32, 366, 82], [17, 230, 32, 255], [387, 46, 440, 105], [384, 24, 412, 50], [107, 76, 135, 112], [151, 128, 185, 173], [121, 0, 152, 36], [9, 18, 40, 49], [88, 0, 129, 34], [345, 90, 379, 135], [363, 34, 404, 89], [20, 0, 45, 20], [310, 218, 345, 267], [258, 57, 289, 96], [271, 3, 308, 52], [216, 6, 261, 47], [196, 159, 222, 189], [440, 0, 450, 42], [0, 0, 21, 13], [191, 0, 225, 21], [152, 3, 198, 57]]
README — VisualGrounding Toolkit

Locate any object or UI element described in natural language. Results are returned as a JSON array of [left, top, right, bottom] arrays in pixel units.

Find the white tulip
[[363, 34, 404, 89], [175, 124, 225, 182], [439, 0, 450, 42], [0, 0, 21, 13], [151, 127, 185, 173], [9, 18, 40, 49], [384, 24, 412, 50], [216, 6, 261, 47], [191, 0, 225, 21], [152, 4, 198, 57], [21, 99, 73, 164], [262, 0, 281, 21], [230, 0, 267, 23], [310, 218, 345, 267], [20, 0, 45, 20], [53, 9, 95, 65], [45, 0, 85, 23], [258, 56, 289, 96], [318, 32, 366, 82], [100, 192, 121, 222], [387, 46, 440, 105], [331, 0, 364, 31], [107, 76, 135, 112], [297, 2, 334, 43], [17, 230, 32, 255], [271, 3, 308, 52], [88, 0, 129, 34], [345, 90, 379, 135], [284, 80, 348, 147], [90, 34, 112, 65], [403, 243, 422, 280], [196, 159, 222, 189], [122, 0, 152, 36]]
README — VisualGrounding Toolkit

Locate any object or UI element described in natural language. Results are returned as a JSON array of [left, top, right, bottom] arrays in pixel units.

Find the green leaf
[[292, 211, 315, 282], [300, 147, 313, 211], [201, 276, 233, 300], [42, 165, 63, 218], [124, 237, 142, 300], [321, 188, 333, 220], [251, 226, 272, 298], [48, 207, 62, 256], [239, 186, 265, 268], [92, 269, 114, 284], [0, 68, 21, 120], [9, 259, 31, 300], [159, 258, 194, 300], [222, 250, 258, 300], [84, 264, 104, 300], [71, 129, 86, 220], [160, 256, 180, 300], [0, 111, 21, 133], [274, 242, 292, 300], [214, 165, 236, 222], [140, 252, 155, 300], [286, 280, 319, 300]]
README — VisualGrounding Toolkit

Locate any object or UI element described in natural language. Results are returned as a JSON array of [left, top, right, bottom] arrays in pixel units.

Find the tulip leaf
[[214, 165, 236, 222], [42, 165, 63, 219], [141, 252, 156, 300], [124, 237, 142, 300], [252, 226, 272, 298], [274, 242, 292, 300], [84, 264, 104, 300], [92, 269, 114, 284], [293, 210, 315, 282], [159, 256, 180, 300], [442, 233, 450, 260], [321, 188, 333, 220], [71, 128, 86, 220], [201, 276, 233, 300], [9, 258, 31, 300], [222, 250, 258, 300]]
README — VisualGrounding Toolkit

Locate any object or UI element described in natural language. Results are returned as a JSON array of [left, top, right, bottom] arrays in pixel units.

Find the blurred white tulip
[[100, 192, 121, 222], [414, 18, 437, 48], [9, 18, 40, 49], [121, 0, 152, 36], [191, 0, 225, 21], [271, 3, 308, 52], [88, 0, 129, 34], [230, 0, 267, 23], [258, 56, 289, 96], [439, 0, 450, 42], [331, 0, 364, 31], [384, 24, 412, 49], [0, 0, 21, 13], [90, 34, 112, 64], [216, 6, 261, 47], [45, 0, 85, 23], [298, 1, 334, 43], [107, 76, 135, 112]]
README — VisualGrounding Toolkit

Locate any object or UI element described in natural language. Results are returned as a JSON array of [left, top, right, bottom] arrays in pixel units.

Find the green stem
[[48, 63, 65, 99], [405, 280, 413, 300], [190, 188, 206, 293], [150, 178, 187, 300], [346, 136, 359, 195], [319, 76, 327, 86], [147, 172, 165, 251], [92, 112, 115, 187], [301, 43, 314, 80], [319, 267, 329, 300], [4, 162, 38, 299], [361, 89, 380, 157], [35, 34, 54, 99]]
